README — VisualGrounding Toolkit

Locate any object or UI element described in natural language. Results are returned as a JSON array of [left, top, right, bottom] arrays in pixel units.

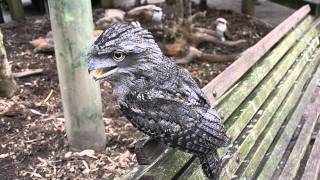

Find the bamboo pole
[[48, 0, 106, 151]]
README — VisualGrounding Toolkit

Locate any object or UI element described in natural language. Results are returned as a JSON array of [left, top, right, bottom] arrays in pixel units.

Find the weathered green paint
[[215, 16, 313, 121], [221, 23, 319, 141], [123, 149, 192, 180], [178, 21, 320, 180], [48, 0, 106, 151], [6, 0, 24, 21], [242, 47, 320, 180], [145, 150, 193, 178], [279, 80, 320, 179], [219, 38, 318, 180], [258, 55, 320, 180]]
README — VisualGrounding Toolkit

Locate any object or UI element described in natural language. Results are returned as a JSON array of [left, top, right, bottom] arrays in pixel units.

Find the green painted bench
[[124, 5, 320, 180]]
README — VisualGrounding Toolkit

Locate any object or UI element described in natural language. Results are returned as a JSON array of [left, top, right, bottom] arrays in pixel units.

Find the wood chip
[[13, 69, 44, 78]]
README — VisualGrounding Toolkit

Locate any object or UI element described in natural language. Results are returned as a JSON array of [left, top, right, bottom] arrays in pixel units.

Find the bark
[[175, 46, 238, 64], [100, 0, 113, 8], [191, 32, 246, 47], [176, 0, 184, 20], [0, 30, 17, 97], [6, 0, 24, 21], [48, 0, 106, 151], [242, 0, 255, 16]]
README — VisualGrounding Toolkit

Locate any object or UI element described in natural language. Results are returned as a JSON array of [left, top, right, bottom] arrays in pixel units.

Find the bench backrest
[[125, 5, 320, 180]]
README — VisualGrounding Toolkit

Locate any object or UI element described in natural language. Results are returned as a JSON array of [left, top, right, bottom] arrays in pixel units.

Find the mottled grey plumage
[[87, 23, 231, 179]]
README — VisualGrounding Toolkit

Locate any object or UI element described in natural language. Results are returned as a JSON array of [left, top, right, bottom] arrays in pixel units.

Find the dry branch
[[13, 69, 44, 78], [175, 46, 239, 64], [191, 32, 246, 46]]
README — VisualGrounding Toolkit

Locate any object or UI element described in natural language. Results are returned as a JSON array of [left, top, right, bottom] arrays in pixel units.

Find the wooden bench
[[124, 5, 320, 180]]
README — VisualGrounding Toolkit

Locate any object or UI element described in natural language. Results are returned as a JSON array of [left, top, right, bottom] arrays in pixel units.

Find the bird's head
[[215, 18, 227, 25], [87, 23, 163, 82]]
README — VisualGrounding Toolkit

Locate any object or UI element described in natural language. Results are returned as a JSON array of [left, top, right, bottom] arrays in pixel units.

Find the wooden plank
[[220, 23, 319, 142], [215, 16, 313, 121], [258, 48, 320, 179], [124, 149, 191, 180], [202, 5, 311, 105], [183, 59, 317, 179], [124, 6, 312, 180], [218, 38, 319, 180], [279, 77, 320, 179], [174, 23, 320, 180], [302, 120, 320, 180], [242, 46, 319, 179]]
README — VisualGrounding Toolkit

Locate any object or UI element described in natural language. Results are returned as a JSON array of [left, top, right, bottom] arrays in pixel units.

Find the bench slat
[[215, 16, 313, 121], [219, 19, 320, 150], [279, 77, 320, 179], [123, 5, 314, 180], [203, 5, 311, 105], [180, 42, 320, 180], [301, 119, 320, 180], [222, 22, 315, 135], [258, 65, 320, 179], [243, 47, 318, 179], [176, 20, 320, 180], [219, 37, 320, 179]]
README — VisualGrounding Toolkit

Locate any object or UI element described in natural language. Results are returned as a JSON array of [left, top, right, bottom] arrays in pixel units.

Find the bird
[[151, 6, 163, 24], [127, 5, 163, 24], [214, 18, 228, 42], [87, 23, 231, 180]]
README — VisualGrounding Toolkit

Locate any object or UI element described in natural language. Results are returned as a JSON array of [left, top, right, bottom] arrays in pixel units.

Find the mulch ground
[[0, 5, 271, 179]]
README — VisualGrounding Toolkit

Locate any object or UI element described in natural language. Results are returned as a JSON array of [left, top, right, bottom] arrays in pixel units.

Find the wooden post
[[6, 0, 24, 21], [48, 0, 106, 151], [101, 0, 113, 8], [0, 29, 17, 97], [242, 0, 255, 16]]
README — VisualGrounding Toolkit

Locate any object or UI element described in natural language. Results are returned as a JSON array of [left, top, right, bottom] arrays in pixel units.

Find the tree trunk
[[242, 0, 255, 16], [0, 29, 17, 97], [0, 6, 4, 23], [6, 0, 24, 21], [176, 0, 184, 20], [101, 0, 113, 8], [48, 0, 106, 151]]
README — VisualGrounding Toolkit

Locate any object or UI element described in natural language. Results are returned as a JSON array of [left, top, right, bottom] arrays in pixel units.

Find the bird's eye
[[113, 52, 125, 61]]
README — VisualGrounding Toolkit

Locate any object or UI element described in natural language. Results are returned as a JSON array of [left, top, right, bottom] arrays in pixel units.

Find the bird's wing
[[138, 87, 230, 150], [122, 72, 230, 151]]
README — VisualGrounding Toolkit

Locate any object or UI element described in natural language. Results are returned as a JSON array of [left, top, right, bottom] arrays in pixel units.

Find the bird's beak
[[88, 57, 118, 81]]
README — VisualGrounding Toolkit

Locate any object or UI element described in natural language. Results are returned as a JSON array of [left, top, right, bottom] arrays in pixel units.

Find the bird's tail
[[198, 150, 221, 180]]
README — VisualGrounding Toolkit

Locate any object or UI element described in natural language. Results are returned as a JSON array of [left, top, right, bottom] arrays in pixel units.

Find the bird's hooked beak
[[88, 57, 118, 81]]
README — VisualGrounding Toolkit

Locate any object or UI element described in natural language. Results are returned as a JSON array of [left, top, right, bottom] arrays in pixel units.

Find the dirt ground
[[0, 6, 271, 180]]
